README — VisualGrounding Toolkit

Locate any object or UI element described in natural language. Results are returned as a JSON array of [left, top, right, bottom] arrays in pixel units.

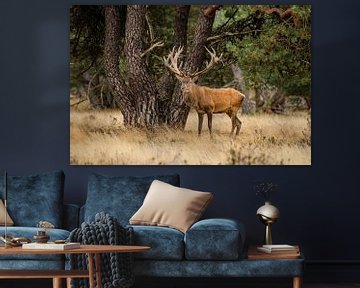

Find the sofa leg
[[293, 276, 302, 288], [53, 278, 62, 288]]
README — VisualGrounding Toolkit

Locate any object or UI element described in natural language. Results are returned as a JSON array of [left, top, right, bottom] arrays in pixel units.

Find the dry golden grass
[[70, 100, 311, 165]]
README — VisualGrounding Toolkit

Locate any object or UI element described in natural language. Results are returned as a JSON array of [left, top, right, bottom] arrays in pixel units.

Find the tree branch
[[207, 29, 265, 46], [145, 10, 155, 42], [70, 98, 87, 107], [141, 41, 164, 58], [264, 7, 301, 27], [217, 6, 239, 31], [203, 5, 222, 18]]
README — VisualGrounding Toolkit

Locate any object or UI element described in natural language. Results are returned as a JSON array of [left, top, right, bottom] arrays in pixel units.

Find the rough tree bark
[[104, 5, 221, 129], [125, 5, 159, 128], [103, 6, 136, 126], [167, 5, 221, 129], [158, 5, 190, 125], [174, 5, 191, 50]]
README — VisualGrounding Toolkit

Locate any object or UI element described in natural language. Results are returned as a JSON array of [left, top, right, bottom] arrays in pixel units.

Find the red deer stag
[[163, 47, 245, 137]]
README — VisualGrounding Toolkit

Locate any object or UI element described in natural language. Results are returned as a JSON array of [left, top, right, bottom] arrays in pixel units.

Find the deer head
[[163, 46, 223, 94]]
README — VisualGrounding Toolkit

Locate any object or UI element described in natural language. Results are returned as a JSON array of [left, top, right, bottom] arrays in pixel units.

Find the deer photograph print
[[70, 5, 311, 165]]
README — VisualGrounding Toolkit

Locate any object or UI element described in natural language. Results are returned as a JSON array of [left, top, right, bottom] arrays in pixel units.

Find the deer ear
[[193, 76, 199, 83]]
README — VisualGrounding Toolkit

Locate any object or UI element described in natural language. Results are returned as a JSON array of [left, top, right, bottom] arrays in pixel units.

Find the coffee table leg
[[52, 278, 62, 288], [88, 253, 95, 288], [66, 277, 72, 288], [95, 253, 102, 288], [293, 276, 302, 288]]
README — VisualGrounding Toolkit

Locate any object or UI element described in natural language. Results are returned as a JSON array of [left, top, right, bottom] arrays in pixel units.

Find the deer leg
[[231, 115, 237, 136], [227, 112, 236, 136], [198, 113, 204, 136], [235, 116, 242, 136], [207, 112, 213, 137]]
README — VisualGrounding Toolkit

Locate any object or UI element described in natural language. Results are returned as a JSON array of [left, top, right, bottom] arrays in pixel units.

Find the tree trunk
[[103, 6, 137, 126], [157, 5, 190, 125], [103, 5, 221, 130], [167, 5, 221, 129], [125, 5, 159, 128], [174, 5, 191, 50]]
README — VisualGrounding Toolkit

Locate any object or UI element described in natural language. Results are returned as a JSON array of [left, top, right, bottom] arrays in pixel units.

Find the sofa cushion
[[84, 174, 180, 225], [130, 225, 184, 260], [184, 218, 245, 260], [133, 258, 304, 277], [0, 199, 14, 226], [130, 180, 213, 233], [0, 171, 64, 227], [0, 227, 70, 261]]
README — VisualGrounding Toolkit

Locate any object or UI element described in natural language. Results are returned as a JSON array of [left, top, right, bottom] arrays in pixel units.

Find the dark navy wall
[[0, 0, 359, 264]]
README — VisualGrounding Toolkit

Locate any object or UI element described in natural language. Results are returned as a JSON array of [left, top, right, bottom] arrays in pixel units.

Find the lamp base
[[265, 223, 272, 245]]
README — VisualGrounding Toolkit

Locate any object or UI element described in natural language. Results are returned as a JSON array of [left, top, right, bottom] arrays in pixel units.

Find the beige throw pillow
[[130, 180, 213, 233], [0, 199, 14, 226]]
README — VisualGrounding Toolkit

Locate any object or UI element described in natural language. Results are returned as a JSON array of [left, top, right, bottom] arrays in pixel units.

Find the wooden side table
[[247, 245, 303, 288], [0, 244, 150, 288]]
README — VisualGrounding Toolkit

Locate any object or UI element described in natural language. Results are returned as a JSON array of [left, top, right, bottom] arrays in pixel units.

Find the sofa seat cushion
[[0, 227, 70, 261], [184, 218, 245, 260], [0, 260, 65, 270], [84, 174, 180, 226], [130, 225, 184, 260]]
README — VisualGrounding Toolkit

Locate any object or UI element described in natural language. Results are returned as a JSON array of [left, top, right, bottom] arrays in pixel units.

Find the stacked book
[[248, 244, 300, 259], [257, 244, 299, 254]]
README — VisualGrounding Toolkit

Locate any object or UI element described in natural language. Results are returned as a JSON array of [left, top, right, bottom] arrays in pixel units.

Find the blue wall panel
[[0, 0, 359, 262]]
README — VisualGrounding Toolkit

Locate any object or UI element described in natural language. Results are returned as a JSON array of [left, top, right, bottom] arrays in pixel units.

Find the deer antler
[[163, 46, 186, 79], [163, 46, 222, 80], [191, 47, 223, 78]]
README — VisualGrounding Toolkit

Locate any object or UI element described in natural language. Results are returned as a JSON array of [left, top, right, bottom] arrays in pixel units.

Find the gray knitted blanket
[[68, 212, 134, 288]]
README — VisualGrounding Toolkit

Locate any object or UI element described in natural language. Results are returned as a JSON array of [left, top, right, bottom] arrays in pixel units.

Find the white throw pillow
[[0, 199, 14, 226], [130, 180, 213, 233]]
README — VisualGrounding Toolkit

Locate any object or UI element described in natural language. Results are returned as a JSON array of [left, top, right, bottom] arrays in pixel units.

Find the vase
[[256, 201, 280, 245]]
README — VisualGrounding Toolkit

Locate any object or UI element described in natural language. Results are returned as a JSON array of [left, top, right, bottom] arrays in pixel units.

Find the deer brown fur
[[164, 47, 245, 137], [182, 81, 244, 136]]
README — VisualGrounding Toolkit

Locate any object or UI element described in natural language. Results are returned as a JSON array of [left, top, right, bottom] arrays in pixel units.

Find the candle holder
[[33, 230, 50, 243]]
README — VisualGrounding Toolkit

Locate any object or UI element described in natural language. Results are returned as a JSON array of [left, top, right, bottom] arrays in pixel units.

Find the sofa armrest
[[63, 204, 80, 231], [184, 218, 245, 260]]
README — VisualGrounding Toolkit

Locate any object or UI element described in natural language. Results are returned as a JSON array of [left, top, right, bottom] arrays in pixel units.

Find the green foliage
[[235, 5, 311, 96], [70, 5, 311, 99], [70, 6, 105, 89], [146, 6, 176, 77], [205, 5, 311, 97]]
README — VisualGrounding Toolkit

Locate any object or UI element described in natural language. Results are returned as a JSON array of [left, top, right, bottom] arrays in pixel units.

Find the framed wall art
[[70, 5, 311, 165]]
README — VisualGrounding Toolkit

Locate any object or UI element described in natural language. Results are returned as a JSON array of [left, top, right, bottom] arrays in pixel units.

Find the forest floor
[[70, 100, 311, 165]]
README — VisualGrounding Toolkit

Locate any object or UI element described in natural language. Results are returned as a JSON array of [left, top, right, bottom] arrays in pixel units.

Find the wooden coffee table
[[0, 244, 150, 288]]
